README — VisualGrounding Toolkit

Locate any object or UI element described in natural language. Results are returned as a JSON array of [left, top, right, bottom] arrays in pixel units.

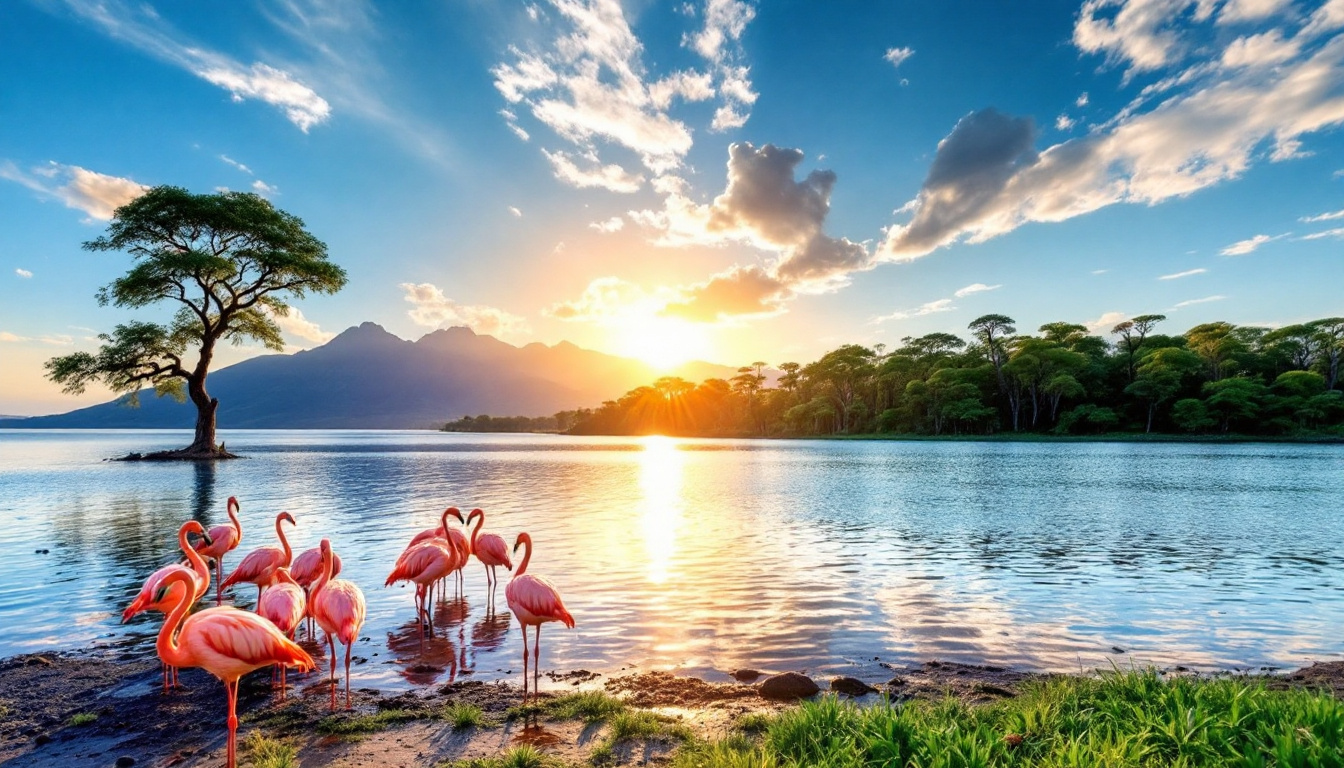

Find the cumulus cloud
[[1073, 0, 1200, 76], [545, 276, 648, 320], [509, 206, 523, 217], [1085, 311, 1129, 331], [493, 0, 757, 179], [873, 298, 956, 324], [250, 179, 278, 197], [1056, 114, 1076, 130], [199, 63, 330, 131], [884, 46, 915, 68], [15, 269, 32, 279], [543, 149, 644, 192], [589, 216, 624, 232], [1221, 233, 1284, 254], [267, 306, 333, 345], [400, 283, 530, 339], [0, 161, 147, 220], [1159, 267, 1207, 279], [1218, 0, 1292, 25], [878, 17, 1344, 263], [954, 282, 1001, 297], [662, 265, 791, 322]]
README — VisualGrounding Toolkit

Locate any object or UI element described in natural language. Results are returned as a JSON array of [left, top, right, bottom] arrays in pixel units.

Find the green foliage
[[674, 672, 1344, 768], [544, 690, 627, 723], [242, 730, 298, 768], [442, 414, 560, 433], [442, 702, 487, 729], [67, 712, 98, 726], [441, 745, 560, 768], [556, 314, 1344, 439], [316, 709, 419, 737]]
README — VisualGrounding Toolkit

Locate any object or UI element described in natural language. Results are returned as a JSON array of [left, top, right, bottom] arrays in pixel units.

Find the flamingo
[[151, 568, 314, 768], [407, 507, 469, 598], [256, 568, 306, 695], [388, 509, 465, 633], [195, 496, 243, 605], [466, 508, 512, 603], [310, 538, 366, 710], [122, 520, 213, 692], [505, 533, 574, 699], [291, 545, 341, 638], [220, 511, 295, 605]]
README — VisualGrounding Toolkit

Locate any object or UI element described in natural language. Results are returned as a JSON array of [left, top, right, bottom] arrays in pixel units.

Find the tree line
[[551, 315, 1344, 438]]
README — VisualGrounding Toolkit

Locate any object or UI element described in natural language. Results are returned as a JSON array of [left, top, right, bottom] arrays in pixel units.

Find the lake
[[1, 430, 1342, 691]]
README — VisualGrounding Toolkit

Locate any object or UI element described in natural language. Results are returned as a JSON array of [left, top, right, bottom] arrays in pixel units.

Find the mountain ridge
[[1, 323, 739, 430]]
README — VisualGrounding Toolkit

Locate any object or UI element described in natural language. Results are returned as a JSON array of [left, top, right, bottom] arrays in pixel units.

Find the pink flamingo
[[388, 509, 465, 633], [220, 511, 295, 605], [122, 520, 213, 692], [152, 568, 314, 768], [505, 533, 574, 699], [310, 538, 366, 710], [408, 507, 470, 597], [256, 568, 306, 695], [291, 545, 342, 638], [466, 508, 512, 602], [195, 496, 244, 605]]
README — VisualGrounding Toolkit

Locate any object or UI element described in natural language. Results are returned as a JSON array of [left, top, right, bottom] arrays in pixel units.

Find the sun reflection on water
[[638, 435, 685, 584]]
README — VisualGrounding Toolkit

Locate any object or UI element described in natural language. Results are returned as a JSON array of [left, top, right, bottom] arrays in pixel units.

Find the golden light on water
[[638, 435, 685, 584]]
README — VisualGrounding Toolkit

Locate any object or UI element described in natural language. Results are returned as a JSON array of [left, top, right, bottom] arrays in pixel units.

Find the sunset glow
[[615, 315, 713, 371]]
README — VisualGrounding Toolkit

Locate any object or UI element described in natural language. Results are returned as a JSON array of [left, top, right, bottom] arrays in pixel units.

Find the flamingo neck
[[155, 571, 195, 669], [274, 568, 299, 588], [469, 513, 483, 549], [311, 549, 332, 601], [227, 498, 242, 539], [440, 509, 454, 539], [179, 525, 209, 586], [517, 535, 532, 576], [275, 516, 293, 565]]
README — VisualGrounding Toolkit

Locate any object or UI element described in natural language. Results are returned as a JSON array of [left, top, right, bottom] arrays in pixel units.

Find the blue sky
[[1, 0, 1342, 414]]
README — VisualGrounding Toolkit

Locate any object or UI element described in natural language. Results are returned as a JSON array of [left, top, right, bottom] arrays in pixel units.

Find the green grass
[[443, 702, 487, 729], [733, 713, 773, 735], [316, 708, 421, 737], [243, 730, 298, 768], [674, 670, 1344, 768], [66, 712, 98, 726], [441, 745, 561, 768], [544, 691, 627, 723]]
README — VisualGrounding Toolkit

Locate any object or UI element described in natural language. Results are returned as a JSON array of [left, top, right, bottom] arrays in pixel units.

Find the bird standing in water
[[122, 520, 213, 691], [221, 511, 295, 605], [466, 508, 512, 606], [195, 496, 243, 605], [388, 508, 465, 633], [291, 544, 341, 638], [505, 532, 574, 699], [256, 568, 307, 695], [310, 538, 366, 710]]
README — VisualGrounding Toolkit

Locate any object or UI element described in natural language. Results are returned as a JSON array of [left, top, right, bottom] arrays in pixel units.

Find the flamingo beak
[[201, 532, 214, 547]]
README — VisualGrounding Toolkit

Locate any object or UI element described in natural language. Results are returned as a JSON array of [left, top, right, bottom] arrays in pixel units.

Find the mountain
[[0, 323, 740, 430]]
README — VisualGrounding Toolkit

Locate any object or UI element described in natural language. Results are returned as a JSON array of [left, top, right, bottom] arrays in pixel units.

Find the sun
[[615, 314, 712, 371]]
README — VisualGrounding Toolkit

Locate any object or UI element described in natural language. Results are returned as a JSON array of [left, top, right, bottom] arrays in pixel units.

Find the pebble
[[731, 669, 763, 682], [830, 676, 878, 696], [758, 672, 819, 700], [115, 757, 136, 767]]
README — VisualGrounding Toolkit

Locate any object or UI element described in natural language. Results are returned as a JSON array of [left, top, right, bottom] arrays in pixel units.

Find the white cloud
[[878, 20, 1344, 263], [250, 179, 278, 197], [15, 269, 32, 279], [51, 0, 329, 132], [1301, 207, 1344, 222], [543, 149, 644, 192], [267, 306, 333, 345], [1173, 294, 1227, 308], [545, 276, 648, 320], [0, 331, 73, 345], [1055, 114, 1076, 130], [686, 0, 755, 62], [0, 161, 147, 220], [873, 298, 957, 324], [1158, 267, 1207, 279], [1086, 311, 1128, 331], [1221, 233, 1284, 255], [219, 155, 253, 175], [589, 216, 624, 232], [884, 46, 915, 68], [953, 282, 1002, 297], [1218, 0, 1292, 24], [509, 206, 523, 217], [1220, 29, 1300, 68], [1091, 269, 1109, 274], [399, 282, 530, 339], [1076, 92, 1090, 107], [1073, 0, 1196, 76], [1300, 226, 1344, 240]]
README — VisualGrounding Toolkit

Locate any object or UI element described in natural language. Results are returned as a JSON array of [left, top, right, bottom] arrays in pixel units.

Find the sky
[[1, 0, 1343, 415]]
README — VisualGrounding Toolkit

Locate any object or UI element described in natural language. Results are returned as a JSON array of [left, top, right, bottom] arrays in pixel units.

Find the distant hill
[[0, 323, 740, 430]]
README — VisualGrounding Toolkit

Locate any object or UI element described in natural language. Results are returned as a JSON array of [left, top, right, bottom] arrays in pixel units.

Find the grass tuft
[[673, 670, 1344, 768], [441, 745, 559, 768], [316, 709, 420, 738], [67, 712, 98, 726], [545, 691, 627, 723], [443, 702, 487, 729], [733, 713, 773, 735], [243, 730, 298, 768]]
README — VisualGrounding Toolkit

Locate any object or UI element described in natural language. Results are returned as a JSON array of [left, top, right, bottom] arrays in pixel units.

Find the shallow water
[[1, 430, 1342, 691]]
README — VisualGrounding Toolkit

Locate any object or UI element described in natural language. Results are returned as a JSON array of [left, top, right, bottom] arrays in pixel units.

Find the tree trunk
[[186, 375, 220, 454], [1146, 402, 1155, 434]]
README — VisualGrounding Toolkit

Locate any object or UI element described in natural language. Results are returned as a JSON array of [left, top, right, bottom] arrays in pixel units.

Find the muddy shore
[[4, 650, 1344, 767]]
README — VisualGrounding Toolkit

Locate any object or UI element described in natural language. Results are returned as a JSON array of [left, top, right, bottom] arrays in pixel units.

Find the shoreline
[[6, 650, 1344, 767]]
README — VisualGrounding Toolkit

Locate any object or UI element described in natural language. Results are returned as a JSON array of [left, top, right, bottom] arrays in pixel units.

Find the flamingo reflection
[[386, 619, 460, 685]]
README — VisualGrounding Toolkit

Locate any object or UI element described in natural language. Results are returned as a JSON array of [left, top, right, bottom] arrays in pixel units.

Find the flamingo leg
[[533, 624, 542, 698], [328, 635, 338, 711], [226, 679, 239, 768], [215, 559, 224, 605], [520, 622, 529, 700], [344, 641, 353, 710]]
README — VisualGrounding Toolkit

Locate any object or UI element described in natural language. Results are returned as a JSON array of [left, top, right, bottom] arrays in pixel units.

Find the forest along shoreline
[[7, 648, 1344, 767]]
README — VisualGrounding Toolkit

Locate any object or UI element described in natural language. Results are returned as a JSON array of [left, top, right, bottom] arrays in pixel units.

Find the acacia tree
[[46, 187, 346, 458]]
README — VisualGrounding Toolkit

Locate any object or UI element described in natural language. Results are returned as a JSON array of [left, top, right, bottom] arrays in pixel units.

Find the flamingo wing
[[290, 548, 323, 587], [506, 574, 575, 628], [221, 547, 282, 589], [475, 533, 512, 569], [314, 579, 366, 645], [386, 542, 452, 586], [185, 608, 315, 674], [258, 583, 306, 635]]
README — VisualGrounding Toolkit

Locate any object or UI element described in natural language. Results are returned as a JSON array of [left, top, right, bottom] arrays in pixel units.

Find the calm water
[[1, 430, 1342, 691]]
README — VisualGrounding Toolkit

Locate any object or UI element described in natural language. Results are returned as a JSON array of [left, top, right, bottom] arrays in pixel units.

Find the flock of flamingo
[[120, 497, 575, 768]]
